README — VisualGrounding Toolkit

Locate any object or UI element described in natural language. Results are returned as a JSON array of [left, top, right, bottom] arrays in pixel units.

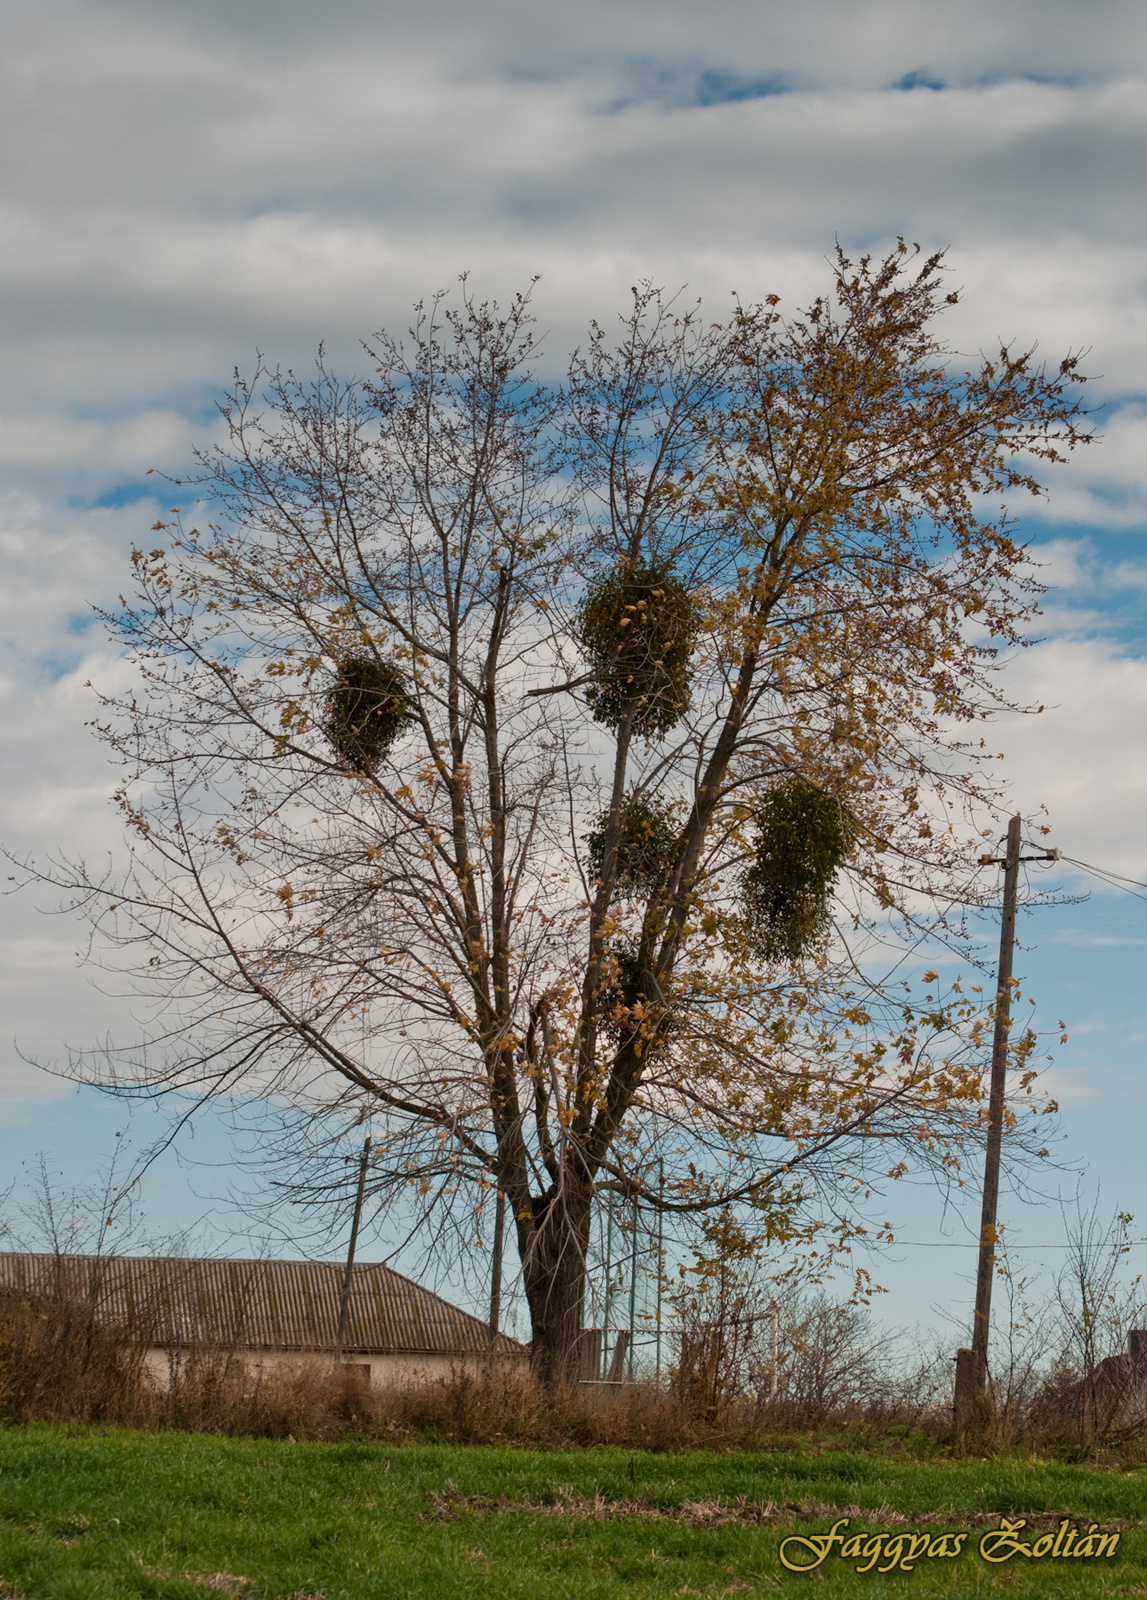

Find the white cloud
[[995, 630, 1147, 881], [1036, 1063, 1127, 1106], [1022, 406, 1147, 529], [0, 492, 152, 674], [0, 414, 197, 495], [0, 489, 156, 1103]]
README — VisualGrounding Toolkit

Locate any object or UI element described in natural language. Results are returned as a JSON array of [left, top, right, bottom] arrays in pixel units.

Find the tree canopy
[[20, 246, 1086, 1378]]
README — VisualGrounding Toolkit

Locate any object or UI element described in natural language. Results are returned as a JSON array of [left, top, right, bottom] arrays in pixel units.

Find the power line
[[880, 1239, 1147, 1250], [1058, 854, 1147, 905]]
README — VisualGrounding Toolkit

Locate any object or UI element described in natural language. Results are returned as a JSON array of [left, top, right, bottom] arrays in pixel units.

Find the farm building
[[0, 1251, 525, 1389]]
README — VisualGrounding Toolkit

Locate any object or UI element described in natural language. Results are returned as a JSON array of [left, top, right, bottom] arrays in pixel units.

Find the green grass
[[0, 1424, 1144, 1597]]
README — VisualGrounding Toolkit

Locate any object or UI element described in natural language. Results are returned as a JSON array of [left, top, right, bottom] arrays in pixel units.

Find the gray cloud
[[0, 4, 1144, 429], [2, 0, 1147, 1111], [56, 0, 1147, 89]]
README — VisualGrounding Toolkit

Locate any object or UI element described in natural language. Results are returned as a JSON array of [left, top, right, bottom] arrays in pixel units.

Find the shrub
[[0, 1278, 154, 1424]]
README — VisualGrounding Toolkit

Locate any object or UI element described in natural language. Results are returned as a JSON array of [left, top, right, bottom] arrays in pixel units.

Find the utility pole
[[953, 817, 1057, 1427], [603, 1197, 613, 1375], [627, 1192, 638, 1382], [488, 1187, 506, 1350], [655, 1160, 664, 1385], [336, 1135, 371, 1362]]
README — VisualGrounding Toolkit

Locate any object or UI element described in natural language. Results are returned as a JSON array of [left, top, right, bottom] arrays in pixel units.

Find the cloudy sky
[[2, 0, 1147, 1329]]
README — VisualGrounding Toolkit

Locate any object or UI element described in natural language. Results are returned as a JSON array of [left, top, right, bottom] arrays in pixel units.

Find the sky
[[1, 0, 1147, 1348]]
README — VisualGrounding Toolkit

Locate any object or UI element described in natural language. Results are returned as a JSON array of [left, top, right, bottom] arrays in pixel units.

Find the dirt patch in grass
[[419, 1479, 1134, 1533]]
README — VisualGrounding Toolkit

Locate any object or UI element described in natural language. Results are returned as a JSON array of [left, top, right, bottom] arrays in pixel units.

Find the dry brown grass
[[0, 1283, 154, 1424], [0, 1284, 387, 1439], [0, 1281, 915, 1447], [159, 1350, 377, 1439], [380, 1363, 727, 1449], [4, 1279, 1097, 1454]]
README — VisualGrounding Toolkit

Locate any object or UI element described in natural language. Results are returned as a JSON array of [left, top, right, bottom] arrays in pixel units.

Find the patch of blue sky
[[0, 1088, 286, 1259], [892, 69, 947, 92], [835, 883, 1147, 1301], [62, 608, 101, 641], [28, 629, 105, 686], [80, 479, 168, 512], [689, 69, 791, 107], [1027, 532, 1147, 654], [66, 385, 221, 426], [890, 66, 1089, 97], [967, 69, 1091, 90], [604, 62, 790, 114]]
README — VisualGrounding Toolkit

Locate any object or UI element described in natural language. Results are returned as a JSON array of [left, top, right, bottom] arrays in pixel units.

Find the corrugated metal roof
[[0, 1252, 525, 1358]]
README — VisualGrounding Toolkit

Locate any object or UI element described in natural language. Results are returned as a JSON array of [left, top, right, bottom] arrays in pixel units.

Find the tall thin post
[[771, 1303, 779, 1401], [488, 1187, 506, 1350], [955, 815, 1022, 1424], [953, 819, 1059, 1427], [655, 1160, 664, 1385], [336, 1135, 371, 1361], [627, 1191, 638, 1381], [603, 1197, 613, 1372]]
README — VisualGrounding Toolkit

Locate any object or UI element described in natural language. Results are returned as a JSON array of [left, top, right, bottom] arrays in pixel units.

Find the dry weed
[[4, 1281, 1143, 1458], [419, 1481, 918, 1528]]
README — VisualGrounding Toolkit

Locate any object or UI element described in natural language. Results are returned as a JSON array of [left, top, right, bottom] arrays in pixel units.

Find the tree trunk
[[519, 1184, 593, 1386]]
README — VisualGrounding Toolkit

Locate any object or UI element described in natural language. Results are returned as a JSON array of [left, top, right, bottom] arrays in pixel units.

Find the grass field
[[0, 1424, 1144, 1598]]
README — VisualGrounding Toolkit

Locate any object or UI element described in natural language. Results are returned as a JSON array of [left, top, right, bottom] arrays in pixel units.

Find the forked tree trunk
[[519, 1184, 594, 1386]]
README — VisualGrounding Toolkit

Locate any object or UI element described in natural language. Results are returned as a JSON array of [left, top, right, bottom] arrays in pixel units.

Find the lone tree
[[22, 248, 1085, 1380]]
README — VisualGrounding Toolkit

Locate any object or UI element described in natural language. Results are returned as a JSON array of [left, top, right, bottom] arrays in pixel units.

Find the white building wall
[[142, 1345, 526, 1393]]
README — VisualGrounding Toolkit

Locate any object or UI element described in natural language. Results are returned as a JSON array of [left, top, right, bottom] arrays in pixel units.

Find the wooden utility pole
[[603, 1198, 614, 1374], [655, 1160, 664, 1385], [488, 1188, 506, 1350], [335, 1135, 371, 1361], [627, 1192, 638, 1382], [953, 817, 1056, 1427]]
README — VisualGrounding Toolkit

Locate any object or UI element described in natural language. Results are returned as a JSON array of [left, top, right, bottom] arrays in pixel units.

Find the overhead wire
[[821, 845, 1146, 1268], [874, 1239, 1147, 1250], [1057, 854, 1147, 905]]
